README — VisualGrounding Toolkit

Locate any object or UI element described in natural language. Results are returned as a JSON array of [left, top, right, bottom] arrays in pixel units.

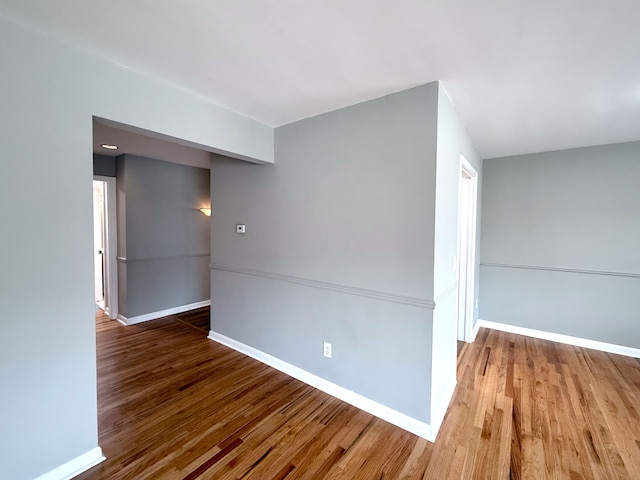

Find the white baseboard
[[470, 319, 480, 342], [430, 376, 457, 440], [478, 320, 640, 359], [208, 331, 435, 442], [34, 447, 105, 480], [117, 300, 211, 326]]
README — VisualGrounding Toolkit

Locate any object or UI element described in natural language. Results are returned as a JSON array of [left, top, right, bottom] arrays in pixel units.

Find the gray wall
[[431, 85, 482, 421], [116, 155, 210, 318], [211, 84, 439, 423], [93, 154, 116, 177], [0, 13, 271, 480], [480, 141, 640, 348]]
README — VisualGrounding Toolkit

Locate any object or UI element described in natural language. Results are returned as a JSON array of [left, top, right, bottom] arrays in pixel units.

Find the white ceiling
[[3, 0, 640, 158], [93, 120, 213, 169]]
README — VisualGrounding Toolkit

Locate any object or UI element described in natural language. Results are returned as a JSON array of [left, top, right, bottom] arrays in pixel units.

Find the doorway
[[93, 176, 118, 319], [93, 180, 106, 310], [456, 155, 478, 342]]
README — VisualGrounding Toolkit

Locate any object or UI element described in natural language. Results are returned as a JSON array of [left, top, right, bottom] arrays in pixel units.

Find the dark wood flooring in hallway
[[76, 310, 640, 479]]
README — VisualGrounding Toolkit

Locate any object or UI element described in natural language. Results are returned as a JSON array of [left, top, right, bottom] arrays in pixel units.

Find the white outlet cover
[[236, 224, 246, 234], [323, 342, 332, 358]]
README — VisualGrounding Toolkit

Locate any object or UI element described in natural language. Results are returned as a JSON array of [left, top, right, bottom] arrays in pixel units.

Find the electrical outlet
[[323, 341, 332, 359]]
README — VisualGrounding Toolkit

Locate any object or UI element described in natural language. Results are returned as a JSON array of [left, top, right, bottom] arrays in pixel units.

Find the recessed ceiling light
[[100, 143, 119, 150]]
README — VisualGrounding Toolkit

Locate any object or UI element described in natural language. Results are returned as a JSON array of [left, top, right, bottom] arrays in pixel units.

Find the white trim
[[94, 175, 118, 320], [430, 376, 457, 440], [478, 320, 640, 359], [118, 300, 211, 326], [456, 155, 478, 342], [34, 447, 105, 480], [470, 319, 480, 342], [207, 331, 435, 441], [210, 264, 435, 309]]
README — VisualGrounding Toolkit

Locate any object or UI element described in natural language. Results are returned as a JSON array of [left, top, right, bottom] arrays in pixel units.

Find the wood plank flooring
[[174, 307, 211, 333], [76, 311, 640, 479]]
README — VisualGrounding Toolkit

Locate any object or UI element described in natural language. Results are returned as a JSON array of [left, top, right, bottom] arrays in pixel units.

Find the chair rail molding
[[210, 263, 436, 309]]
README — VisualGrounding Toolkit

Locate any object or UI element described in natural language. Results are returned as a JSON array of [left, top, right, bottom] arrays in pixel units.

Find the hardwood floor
[[77, 311, 640, 479], [174, 307, 210, 334]]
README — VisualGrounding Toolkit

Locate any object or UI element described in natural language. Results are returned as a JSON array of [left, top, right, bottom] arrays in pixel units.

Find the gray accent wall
[[116, 155, 210, 318], [0, 14, 271, 480], [93, 154, 116, 177], [480, 141, 640, 348], [211, 84, 440, 423]]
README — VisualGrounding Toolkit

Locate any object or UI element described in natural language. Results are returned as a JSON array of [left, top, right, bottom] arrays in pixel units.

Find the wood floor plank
[[76, 311, 640, 479]]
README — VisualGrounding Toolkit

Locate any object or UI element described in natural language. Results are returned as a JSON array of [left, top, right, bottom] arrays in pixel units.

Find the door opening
[[456, 156, 478, 342], [93, 180, 106, 310], [93, 176, 118, 319]]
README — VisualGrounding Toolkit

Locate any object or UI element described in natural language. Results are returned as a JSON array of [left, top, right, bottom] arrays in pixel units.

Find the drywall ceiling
[[93, 120, 212, 169], [2, 0, 639, 158]]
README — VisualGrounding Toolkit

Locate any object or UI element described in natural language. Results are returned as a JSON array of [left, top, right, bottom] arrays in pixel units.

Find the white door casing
[[94, 175, 118, 319], [456, 156, 478, 342]]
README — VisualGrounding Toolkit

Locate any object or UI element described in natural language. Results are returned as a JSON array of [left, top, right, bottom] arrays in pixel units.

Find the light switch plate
[[236, 224, 246, 234]]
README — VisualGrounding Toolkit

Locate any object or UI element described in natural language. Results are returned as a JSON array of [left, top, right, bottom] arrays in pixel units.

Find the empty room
[[1, 2, 638, 479]]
